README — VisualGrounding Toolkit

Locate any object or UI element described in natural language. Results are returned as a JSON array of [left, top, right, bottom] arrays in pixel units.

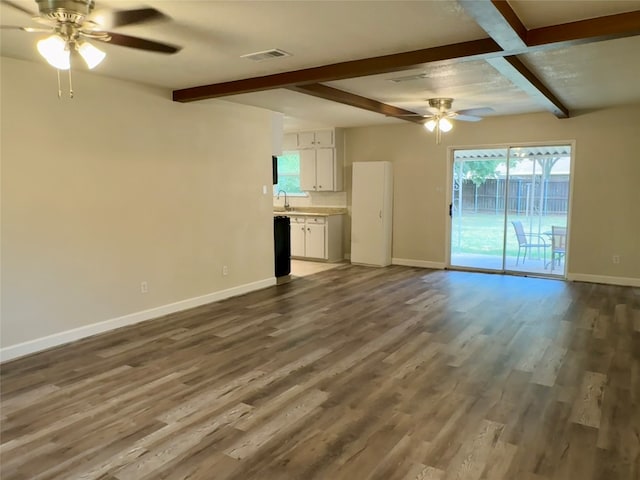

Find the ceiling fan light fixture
[[425, 119, 437, 132], [37, 34, 70, 70], [77, 41, 106, 69], [439, 117, 453, 132]]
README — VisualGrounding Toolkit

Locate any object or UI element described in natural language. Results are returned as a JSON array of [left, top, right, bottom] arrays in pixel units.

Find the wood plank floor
[[1, 266, 639, 479]]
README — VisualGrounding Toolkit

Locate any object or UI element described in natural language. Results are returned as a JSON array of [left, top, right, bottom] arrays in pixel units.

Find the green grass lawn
[[451, 213, 567, 258]]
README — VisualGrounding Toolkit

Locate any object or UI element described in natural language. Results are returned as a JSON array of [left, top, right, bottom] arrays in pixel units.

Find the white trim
[[567, 273, 640, 287], [392, 258, 445, 269], [0, 277, 276, 363]]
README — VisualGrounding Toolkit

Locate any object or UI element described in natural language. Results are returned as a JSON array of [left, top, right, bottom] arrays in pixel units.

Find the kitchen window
[[273, 151, 306, 196]]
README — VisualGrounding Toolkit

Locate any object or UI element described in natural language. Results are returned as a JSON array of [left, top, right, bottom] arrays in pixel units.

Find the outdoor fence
[[454, 177, 569, 215]]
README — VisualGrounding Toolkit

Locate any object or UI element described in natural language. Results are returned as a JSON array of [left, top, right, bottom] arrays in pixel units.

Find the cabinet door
[[297, 132, 316, 149], [314, 130, 334, 147], [291, 221, 306, 257], [315, 148, 334, 191], [305, 223, 326, 259], [299, 149, 317, 191]]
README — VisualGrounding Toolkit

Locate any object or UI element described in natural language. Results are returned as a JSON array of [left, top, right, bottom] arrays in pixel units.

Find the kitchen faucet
[[277, 190, 290, 210]]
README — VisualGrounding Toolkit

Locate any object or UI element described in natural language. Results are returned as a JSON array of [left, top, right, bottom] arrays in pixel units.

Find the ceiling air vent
[[241, 49, 291, 61], [388, 73, 429, 83]]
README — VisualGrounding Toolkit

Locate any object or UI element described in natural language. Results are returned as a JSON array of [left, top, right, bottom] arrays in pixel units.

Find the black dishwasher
[[274, 216, 291, 277]]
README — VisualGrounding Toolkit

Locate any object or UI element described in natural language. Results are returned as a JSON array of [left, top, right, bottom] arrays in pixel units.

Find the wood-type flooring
[[1, 266, 639, 479]]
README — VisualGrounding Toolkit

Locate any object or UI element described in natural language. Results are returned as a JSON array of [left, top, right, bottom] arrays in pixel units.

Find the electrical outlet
[[262, 185, 268, 195], [222, 265, 229, 276], [140, 281, 148, 293], [612, 255, 620, 264]]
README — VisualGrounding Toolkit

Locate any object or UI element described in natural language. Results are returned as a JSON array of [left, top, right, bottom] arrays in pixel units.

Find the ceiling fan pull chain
[[68, 67, 74, 99], [56, 68, 62, 99]]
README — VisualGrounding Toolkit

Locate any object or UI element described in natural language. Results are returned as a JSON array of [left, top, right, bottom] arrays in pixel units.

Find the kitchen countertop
[[273, 207, 348, 217]]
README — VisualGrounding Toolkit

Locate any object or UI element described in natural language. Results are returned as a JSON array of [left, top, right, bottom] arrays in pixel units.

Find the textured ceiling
[[509, 0, 640, 28], [1, 0, 639, 128]]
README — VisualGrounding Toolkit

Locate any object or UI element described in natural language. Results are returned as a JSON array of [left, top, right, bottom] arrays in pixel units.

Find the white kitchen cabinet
[[305, 223, 326, 259], [290, 217, 306, 257], [299, 149, 317, 191], [300, 148, 335, 191], [289, 215, 343, 262], [315, 148, 335, 191], [283, 129, 334, 151], [297, 130, 334, 148], [295, 128, 343, 192]]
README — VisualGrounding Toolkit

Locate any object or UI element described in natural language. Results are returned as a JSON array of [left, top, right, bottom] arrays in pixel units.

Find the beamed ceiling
[[1, 1, 639, 130]]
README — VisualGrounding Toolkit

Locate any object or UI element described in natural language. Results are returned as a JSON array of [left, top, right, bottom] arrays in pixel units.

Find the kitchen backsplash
[[273, 191, 347, 208]]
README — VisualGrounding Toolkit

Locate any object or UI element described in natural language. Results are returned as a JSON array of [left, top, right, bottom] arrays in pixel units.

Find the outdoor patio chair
[[550, 226, 567, 271], [511, 220, 549, 266]]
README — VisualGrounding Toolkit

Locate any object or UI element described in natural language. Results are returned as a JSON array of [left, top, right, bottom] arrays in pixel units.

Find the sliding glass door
[[449, 145, 571, 277], [450, 150, 509, 271]]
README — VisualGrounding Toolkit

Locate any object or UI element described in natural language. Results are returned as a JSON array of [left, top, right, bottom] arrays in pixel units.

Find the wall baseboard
[[0, 277, 276, 363], [567, 273, 640, 287], [392, 258, 446, 269]]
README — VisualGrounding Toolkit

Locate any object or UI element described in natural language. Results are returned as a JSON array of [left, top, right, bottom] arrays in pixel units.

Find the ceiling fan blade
[[90, 8, 167, 29], [454, 114, 483, 122], [0, 25, 51, 32], [93, 32, 181, 54], [456, 107, 494, 116], [1, 0, 36, 16]]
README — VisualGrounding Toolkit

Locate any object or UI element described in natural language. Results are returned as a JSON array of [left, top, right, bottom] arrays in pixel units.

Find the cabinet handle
[[318, 185, 322, 188], [379, 210, 382, 219], [301, 227, 305, 231], [307, 228, 311, 231]]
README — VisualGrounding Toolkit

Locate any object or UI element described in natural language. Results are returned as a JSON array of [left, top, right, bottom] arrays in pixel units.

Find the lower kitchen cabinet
[[305, 223, 326, 258], [289, 215, 343, 262], [290, 217, 306, 257]]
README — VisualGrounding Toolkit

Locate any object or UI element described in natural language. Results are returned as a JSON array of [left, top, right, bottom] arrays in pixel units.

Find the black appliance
[[274, 215, 291, 277]]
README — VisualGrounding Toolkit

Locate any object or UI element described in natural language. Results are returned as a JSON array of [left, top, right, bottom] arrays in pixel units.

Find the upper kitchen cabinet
[[283, 129, 335, 150], [297, 130, 334, 148], [300, 148, 336, 191], [286, 128, 344, 192]]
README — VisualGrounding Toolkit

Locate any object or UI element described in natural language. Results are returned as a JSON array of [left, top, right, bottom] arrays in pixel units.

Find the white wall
[[344, 105, 640, 285], [1, 57, 275, 355]]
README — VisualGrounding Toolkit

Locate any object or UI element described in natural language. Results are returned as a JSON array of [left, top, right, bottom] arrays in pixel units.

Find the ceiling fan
[[1, 0, 181, 96], [403, 98, 493, 144]]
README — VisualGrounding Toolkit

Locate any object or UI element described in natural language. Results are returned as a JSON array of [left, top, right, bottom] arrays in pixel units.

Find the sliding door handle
[[449, 203, 452, 217]]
